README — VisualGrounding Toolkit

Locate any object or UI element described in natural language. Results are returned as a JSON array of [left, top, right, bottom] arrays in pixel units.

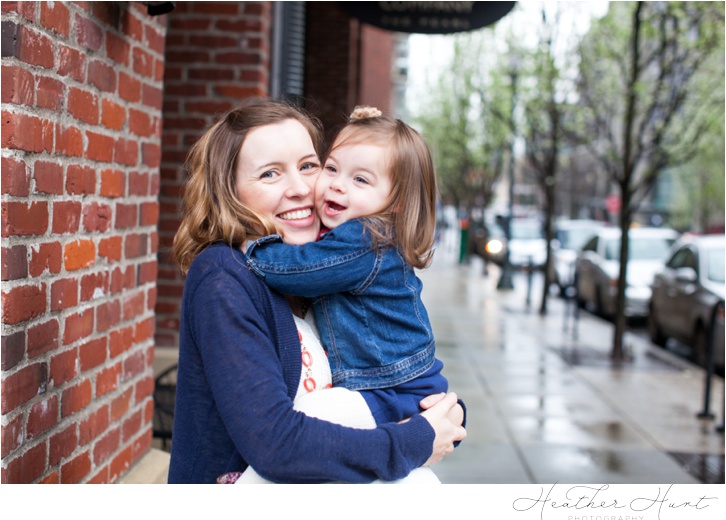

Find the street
[[418, 229, 724, 484]]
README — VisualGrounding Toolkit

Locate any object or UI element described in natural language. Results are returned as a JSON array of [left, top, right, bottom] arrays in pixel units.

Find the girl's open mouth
[[324, 201, 346, 217]]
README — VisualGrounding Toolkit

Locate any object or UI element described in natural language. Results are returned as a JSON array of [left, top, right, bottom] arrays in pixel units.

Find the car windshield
[[511, 221, 543, 240], [706, 248, 725, 283], [604, 236, 675, 261], [558, 227, 599, 250]]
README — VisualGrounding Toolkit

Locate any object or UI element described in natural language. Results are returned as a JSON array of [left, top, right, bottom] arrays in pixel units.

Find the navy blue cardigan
[[167, 243, 434, 483]]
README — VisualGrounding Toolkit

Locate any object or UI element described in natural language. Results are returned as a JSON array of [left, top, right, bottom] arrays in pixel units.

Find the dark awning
[[338, 1, 516, 34]]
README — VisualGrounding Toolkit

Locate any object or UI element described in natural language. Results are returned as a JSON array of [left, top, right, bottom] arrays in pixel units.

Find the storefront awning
[[338, 1, 516, 34]]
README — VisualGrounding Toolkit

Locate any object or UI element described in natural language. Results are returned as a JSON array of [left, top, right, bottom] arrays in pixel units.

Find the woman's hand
[[418, 392, 466, 466]]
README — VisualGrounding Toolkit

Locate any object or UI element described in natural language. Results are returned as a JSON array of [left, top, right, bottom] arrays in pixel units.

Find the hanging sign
[[338, 2, 516, 34]]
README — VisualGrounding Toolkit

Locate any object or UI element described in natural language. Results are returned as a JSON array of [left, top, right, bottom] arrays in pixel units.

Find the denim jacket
[[245, 219, 436, 391]]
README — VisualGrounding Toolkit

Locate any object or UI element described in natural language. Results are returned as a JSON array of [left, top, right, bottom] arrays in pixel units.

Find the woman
[[168, 98, 465, 484]]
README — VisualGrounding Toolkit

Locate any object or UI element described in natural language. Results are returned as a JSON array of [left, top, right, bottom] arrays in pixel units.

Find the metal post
[[697, 313, 717, 420], [525, 256, 533, 307]]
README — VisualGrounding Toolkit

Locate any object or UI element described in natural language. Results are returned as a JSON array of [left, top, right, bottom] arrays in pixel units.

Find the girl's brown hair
[[173, 98, 323, 275], [329, 106, 438, 269]]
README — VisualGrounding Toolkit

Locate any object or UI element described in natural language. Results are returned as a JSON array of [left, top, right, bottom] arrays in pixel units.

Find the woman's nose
[[286, 172, 313, 198]]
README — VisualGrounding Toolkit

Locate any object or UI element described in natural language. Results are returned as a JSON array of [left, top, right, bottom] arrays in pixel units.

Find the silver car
[[575, 227, 679, 318], [648, 234, 725, 368], [551, 219, 608, 294]]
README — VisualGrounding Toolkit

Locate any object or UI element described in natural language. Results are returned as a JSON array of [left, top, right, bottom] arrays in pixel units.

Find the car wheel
[[692, 324, 709, 368], [647, 305, 666, 347]]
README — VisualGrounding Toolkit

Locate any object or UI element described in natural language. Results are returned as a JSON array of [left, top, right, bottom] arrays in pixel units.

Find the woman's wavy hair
[[173, 98, 323, 275], [328, 107, 438, 269]]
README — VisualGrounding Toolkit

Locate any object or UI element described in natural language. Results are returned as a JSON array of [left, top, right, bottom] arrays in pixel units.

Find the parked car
[[551, 219, 608, 294], [471, 220, 507, 266], [648, 234, 725, 368], [575, 227, 679, 318], [507, 217, 547, 268]]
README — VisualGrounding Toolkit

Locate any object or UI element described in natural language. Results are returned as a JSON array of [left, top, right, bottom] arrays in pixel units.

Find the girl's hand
[[419, 392, 467, 466]]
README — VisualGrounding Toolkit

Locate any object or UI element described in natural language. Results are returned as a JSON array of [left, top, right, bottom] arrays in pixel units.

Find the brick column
[[155, 1, 272, 350], [1, 1, 166, 483]]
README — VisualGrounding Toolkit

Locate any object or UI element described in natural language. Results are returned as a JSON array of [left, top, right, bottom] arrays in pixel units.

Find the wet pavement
[[420, 232, 725, 484]]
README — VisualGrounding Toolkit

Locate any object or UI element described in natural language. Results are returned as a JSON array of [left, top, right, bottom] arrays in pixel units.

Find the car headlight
[[486, 239, 503, 254]]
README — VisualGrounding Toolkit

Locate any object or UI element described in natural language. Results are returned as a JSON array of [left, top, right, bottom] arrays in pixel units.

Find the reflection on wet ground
[[420, 240, 724, 484]]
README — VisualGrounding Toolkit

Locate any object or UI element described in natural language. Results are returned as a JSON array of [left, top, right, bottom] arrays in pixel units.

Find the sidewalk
[[422, 234, 725, 484]]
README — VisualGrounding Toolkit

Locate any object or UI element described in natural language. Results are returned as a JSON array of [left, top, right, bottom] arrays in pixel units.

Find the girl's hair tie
[[350, 105, 382, 121]]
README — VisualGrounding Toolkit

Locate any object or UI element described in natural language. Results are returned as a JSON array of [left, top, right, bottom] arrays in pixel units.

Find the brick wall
[[154, 1, 272, 350], [359, 25, 394, 115], [1, 1, 166, 483]]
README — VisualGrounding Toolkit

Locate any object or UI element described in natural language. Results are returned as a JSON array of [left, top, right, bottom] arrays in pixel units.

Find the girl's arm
[[190, 267, 436, 483], [245, 219, 378, 297]]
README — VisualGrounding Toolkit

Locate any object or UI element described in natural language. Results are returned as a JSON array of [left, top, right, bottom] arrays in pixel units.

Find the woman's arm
[[245, 219, 378, 297], [189, 266, 445, 483]]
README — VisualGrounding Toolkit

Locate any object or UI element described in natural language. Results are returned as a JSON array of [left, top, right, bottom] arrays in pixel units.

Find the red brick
[[79, 337, 107, 371], [27, 319, 59, 358], [17, 25, 54, 69], [36, 76, 65, 112], [96, 299, 121, 333], [128, 171, 148, 196], [0, 64, 34, 106], [55, 124, 83, 157], [118, 71, 141, 102], [62, 308, 94, 345], [85, 130, 114, 162], [66, 164, 96, 194], [1, 156, 29, 196], [139, 202, 159, 227], [137, 260, 158, 285], [57, 44, 86, 82], [50, 278, 78, 312], [1, 362, 48, 414], [52, 200, 81, 234], [79, 404, 109, 445], [64, 239, 95, 271], [49, 424, 77, 466], [1, 329, 25, 370], [97, 362, 122, 397], [106, 32, 130, 65], [40, 1, 69, 37], [87, 466, 108, 484], [109, 326, 133, 358], [1, 414, 23, 459], [124, 233, 147, 259], [98, 236, 122, 263], [68, 86, 98, 125], [123, 350, 146, 383], [2, 201, 48, 237], [1, 111, 54, 153], [110, 387, 132, 421], [2, 442, 46, 484], [129, 108, 152, 137], [88, 59, 116, 92], [26, 395, 59, 439], [100, 168, 125, 197], [134, 316, 155, 344], [29, 242, 62, 277], [123, 291, 145, 321], [109, 445, 132, 483], [142, 83, 163, 110], [149, 172, 160, 196], [142, 142, 161, 168], [50, 347, 78, 386], [80, 271, 109, 302], [33, 160, 64, 194], [60, 450, 91, 484], [2, 244, 27, 281], [38, 471, 59, 484], [122, 409, 142, 443], [114, 138, 139, 165], [61, 379, 92, 418], [74, 13, 102, 51], [135, 372, 155, 402], [101, 100, 125, 131], [115, 203, 137, 229], [1, 283, 46, 325], [132, 46, 153, 76], [110, 266, 135, 294], [82, 202, 112, 233], [94, 428, 120, 465]]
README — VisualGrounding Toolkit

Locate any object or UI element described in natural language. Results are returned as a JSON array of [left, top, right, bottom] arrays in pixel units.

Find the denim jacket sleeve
[[245, 220, 379, 297]]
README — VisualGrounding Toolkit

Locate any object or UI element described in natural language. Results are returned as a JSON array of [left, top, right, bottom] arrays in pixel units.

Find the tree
[[574, 1, 725, 361], [414, 32, 510, 255]]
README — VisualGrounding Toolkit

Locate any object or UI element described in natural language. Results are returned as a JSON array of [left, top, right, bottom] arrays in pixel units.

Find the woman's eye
[[259, 170, 276, 179], [301, 162, 320, 173]]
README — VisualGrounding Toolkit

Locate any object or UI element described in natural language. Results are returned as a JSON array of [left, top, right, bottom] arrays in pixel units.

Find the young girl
[[246, 106, 462, 427]]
